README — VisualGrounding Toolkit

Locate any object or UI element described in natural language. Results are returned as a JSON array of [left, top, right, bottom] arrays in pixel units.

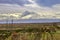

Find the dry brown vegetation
[[0, 22, 60, 30], [0, 22, 60, 40]]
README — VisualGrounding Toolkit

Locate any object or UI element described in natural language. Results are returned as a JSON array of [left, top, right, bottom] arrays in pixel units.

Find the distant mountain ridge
[[0, 19, 60, 24]]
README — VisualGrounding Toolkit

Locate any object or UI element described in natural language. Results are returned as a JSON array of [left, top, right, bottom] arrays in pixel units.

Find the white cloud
[[24, 3, 60, 19], [24, 0, 40, 8], [0, 2, 60, 20], [0, 4, 25, 14], [0, 4, 25, 20], [0, 13, 22, 20]]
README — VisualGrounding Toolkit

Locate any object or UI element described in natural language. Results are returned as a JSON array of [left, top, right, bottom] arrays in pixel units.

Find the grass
[[0, 24, 60, 40], [0, 30, 60, 40]]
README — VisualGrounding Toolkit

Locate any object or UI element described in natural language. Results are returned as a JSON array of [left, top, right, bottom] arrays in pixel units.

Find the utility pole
[[11, 17, 13, 30], [6, 15, 9, 30], [6, 15, 14, 30], [10, 15, 14, 30]]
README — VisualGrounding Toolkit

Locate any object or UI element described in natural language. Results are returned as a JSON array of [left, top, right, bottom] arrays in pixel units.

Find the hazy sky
[[0, 0, 60, 20]]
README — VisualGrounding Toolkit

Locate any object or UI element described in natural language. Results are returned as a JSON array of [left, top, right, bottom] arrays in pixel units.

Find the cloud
[[0, 0, 60, 20], [21, 15, 32, 19], [0, 4, 26, 14], [0, 0, 31, 6], [23, 3, 60, 19], [35, 0, 60, 7], [24, 0, 39, 8], [4, 0, 59, 8], [0, 13, 22, 20], [0, 4, 25, 20]]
